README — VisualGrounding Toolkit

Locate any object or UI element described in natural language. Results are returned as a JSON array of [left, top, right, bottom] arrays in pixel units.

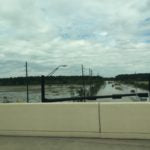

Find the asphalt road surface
[[0, 136, 150, 150]]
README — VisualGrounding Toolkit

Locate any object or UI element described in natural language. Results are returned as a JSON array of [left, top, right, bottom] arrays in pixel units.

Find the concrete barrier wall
[[0, 103, 100, 137], [100, 102, 150, 139], [0, 102, 150, 139]]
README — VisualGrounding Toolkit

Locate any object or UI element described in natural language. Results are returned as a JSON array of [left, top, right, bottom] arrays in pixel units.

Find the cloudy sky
[[0, 0, 150, 77]]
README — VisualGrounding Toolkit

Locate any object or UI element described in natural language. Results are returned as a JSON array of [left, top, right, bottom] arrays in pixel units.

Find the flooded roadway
[[96, 81, 148, 102]]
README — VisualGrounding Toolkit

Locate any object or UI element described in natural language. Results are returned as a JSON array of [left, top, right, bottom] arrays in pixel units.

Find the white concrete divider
[[1, 102, 150, 139], [100, 102, 150, 139], [0, 103, 100, 137]]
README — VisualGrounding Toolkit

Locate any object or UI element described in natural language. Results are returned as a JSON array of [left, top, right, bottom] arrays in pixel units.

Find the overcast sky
[[0, 0, 150, 77]]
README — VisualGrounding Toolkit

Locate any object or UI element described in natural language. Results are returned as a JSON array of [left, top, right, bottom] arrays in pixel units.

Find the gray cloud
[[0, 0, 150, 77]]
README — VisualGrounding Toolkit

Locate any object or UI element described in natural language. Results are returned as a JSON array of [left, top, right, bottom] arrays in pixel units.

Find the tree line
[[0, 76, 104, 86], [115, 73, 150, 81], [115, 73, 150, 90]]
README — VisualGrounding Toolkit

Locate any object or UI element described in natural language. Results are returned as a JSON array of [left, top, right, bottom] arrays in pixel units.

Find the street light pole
[[41, 65, 67, 102]]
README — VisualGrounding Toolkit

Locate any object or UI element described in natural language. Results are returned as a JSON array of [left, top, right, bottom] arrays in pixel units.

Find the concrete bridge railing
[[0, 102, 150, 139]]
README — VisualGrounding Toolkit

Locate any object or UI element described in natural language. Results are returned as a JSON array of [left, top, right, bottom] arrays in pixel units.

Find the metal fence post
[[41, 75, 45, 102], [148, 75, 150, 101]]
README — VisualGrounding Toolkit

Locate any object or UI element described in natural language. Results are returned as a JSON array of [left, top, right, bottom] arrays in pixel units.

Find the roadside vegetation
[[75, 80, 105, 97], [115, 73, 150, 91]]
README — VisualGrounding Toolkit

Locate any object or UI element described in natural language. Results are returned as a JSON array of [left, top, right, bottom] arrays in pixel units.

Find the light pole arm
[[47, 67, 59, 76], [47, 65, 67, 76]]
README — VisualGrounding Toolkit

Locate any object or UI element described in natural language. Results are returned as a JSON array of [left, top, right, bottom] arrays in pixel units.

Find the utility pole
[[81, 65, 86, 102], [26, 62, 29, 103], [89, 68, 92, 96], [89, 68, 91, 96], [134, 72, 138, 100]]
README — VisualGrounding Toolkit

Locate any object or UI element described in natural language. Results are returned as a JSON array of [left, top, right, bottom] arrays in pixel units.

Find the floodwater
[[0, 81, 148, 103], [0, 85, 81, 103], [96, 81, 148, 102]]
